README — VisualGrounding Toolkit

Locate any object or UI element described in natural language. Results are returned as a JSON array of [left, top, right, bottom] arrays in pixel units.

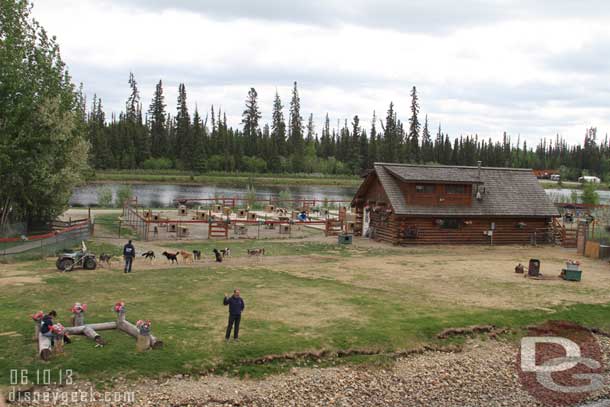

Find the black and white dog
[[212, 248, 223, 263], [141, 250, 155, 261], [220, 248, 231, 258]]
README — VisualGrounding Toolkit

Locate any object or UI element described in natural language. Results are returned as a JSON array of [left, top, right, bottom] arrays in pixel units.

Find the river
[[69, 183, 610, 208], [70, 183, 358, 208]]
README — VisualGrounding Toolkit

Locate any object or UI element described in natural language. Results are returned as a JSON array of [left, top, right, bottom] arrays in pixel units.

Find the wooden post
[[38, 334, 52, 361], [33, 321, 40, 342], [65, 322, 117, 335], [72, 312, 85, 327], [54, 334, 64, 354], [117, 310, 162, 349]]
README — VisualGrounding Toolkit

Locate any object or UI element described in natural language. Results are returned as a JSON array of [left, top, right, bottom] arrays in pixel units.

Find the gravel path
[[6, 337, 610, 407]]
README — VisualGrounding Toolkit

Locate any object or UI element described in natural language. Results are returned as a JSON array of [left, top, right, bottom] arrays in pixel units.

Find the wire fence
[[0, 222, 91, 260]]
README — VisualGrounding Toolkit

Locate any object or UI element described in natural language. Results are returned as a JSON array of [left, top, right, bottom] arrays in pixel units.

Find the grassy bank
[[90, 170, 361, 187], [2, 240, 610, 387]]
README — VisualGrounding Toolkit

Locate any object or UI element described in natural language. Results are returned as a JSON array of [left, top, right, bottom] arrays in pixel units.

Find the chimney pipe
[[477, 161, 482, 179]]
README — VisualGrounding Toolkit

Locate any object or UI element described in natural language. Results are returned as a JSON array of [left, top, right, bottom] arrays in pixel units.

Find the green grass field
[[91, 170, 361, 187], [1, 239, 610, 388]]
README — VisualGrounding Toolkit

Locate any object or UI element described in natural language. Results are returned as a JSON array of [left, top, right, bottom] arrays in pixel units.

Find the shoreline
[[89, 172, 361, 187]]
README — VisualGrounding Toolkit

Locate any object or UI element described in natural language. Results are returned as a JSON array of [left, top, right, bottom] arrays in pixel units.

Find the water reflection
[[70, 183, 357, 208]]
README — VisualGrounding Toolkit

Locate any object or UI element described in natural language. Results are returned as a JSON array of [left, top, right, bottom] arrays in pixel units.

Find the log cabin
[[351, 162, 559, 245]]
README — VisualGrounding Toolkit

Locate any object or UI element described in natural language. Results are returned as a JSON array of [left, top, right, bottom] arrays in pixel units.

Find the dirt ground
[[279, 241, 610, 309], [2, 236, 609, 311]]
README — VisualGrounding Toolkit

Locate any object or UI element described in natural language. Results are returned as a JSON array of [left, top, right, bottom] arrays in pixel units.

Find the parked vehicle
[[550, 174, 561, 181], [56, 241, 97, 271], [578, 176, 601, 184]]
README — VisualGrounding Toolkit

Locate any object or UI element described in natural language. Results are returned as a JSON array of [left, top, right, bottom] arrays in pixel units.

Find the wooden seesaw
[[32, 302, 163, 361]]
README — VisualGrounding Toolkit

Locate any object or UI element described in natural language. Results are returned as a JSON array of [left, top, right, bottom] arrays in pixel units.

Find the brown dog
[[179, 250, 193, 263]]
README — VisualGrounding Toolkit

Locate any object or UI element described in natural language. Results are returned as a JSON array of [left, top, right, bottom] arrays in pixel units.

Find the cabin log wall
[[367, 214, 551, 245]]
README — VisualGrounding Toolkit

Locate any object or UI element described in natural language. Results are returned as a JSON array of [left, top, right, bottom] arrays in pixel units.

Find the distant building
[[351, 163, 559, 245], [578, 176, 601, 184], [532, 169, 559, 179]]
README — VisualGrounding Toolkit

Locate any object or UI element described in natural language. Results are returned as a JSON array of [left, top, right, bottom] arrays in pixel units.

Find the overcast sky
[[32, 0, 610, 145]]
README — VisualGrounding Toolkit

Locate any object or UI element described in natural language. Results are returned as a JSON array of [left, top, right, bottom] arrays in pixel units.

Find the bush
[[142, 158, 173, 170], [116, 185, 134, 207], [97, 186, 113, 207], [581, 183, 600, 206], [278, 189, 293, 208], [245, 185, 257, 209], [242, 156, 268, 173]]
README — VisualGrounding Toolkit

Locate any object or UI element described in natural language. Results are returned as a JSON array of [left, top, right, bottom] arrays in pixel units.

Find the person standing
[[223, 289, 245, 342], [123, 240, 135, 273]]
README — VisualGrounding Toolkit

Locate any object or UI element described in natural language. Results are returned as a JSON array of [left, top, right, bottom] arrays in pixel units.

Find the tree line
[[2, 0, 608, 231], [87, 75, 610, 180]]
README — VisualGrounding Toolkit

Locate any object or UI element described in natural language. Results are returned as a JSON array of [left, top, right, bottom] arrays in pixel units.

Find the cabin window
[[415, 184, 435, 193], [440, 218, 462, 229], [446, 184, 467, 194]]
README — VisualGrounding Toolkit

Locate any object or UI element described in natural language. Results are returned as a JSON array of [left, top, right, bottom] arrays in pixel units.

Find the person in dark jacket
[[223, 289, 245, 341], [40, 310, 56, 337], [123, 240, 135, 273]]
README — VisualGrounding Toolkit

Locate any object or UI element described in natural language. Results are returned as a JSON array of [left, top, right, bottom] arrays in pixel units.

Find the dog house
[[178, 205, 188, 216], [247, 212, 257, 221], [322, 209, 329, 216], [238, 209, 247, 218], [177, 226, 189, 237], [195, 211, 208, 221], [168, 223, 177, 233], [279, 224, 290, 234], [152, 213, 161, 222], [264, 204, 275, 213], [144, 210, 153, 219], [214, 204, 222, 212]]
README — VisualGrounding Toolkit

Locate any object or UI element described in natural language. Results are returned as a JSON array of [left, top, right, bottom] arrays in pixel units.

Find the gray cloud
[[107, 0, 610, 34], [108, 0, 509, 33], [545, 37, 610, 74]]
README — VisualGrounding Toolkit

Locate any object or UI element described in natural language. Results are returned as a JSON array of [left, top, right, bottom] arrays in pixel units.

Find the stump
[[38, 334, 52, 361], [33, 321, 40, 342], [54, 335, 64, 354], [136, 334, 151, 352], [73, 312, 85, 327]]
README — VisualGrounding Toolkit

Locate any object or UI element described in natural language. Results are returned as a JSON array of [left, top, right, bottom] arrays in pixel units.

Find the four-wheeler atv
[[56, 241, 97, 271]]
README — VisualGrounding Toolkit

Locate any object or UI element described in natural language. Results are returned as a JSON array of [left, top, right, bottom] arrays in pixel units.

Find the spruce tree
[[148, 80, 167, 158], [408, 86, 420, 162], [289, 81, 305, 171], [270, 91, 286, 171], [242, 87, 261, 157], [175, 83, 191, 167]]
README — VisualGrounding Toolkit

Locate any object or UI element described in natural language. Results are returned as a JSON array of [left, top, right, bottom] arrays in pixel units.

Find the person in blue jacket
[[123, 240, 135, 273], [223, 289, 245, 342]]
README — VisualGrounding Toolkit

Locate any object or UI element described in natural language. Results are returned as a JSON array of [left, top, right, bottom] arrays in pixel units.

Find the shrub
[[142, 157, 173, 170], [242, 156, 267, 173], [581, 183, 600, 206], [97, 186, 113, 207], [116, 185, 134, 207], [278, 189, 293, 208]]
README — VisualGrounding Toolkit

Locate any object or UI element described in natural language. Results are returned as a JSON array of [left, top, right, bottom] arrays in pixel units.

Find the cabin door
[[363, 207, 371, 237]]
